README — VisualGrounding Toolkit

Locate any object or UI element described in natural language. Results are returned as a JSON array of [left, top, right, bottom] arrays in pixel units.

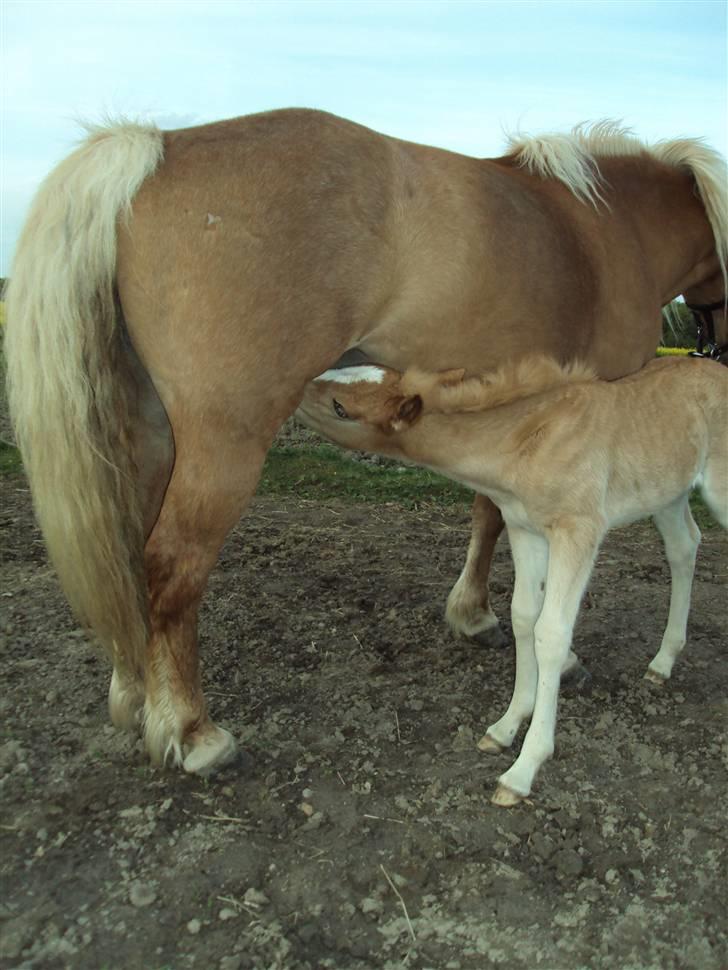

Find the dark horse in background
[[5, 109, 726, 776]]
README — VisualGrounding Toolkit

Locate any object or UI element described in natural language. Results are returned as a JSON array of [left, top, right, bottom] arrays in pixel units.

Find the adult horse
[[5, 109, 726, 775]]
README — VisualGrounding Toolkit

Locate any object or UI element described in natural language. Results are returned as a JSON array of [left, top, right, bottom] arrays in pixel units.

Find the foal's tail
[[3, 122, 164, 678]]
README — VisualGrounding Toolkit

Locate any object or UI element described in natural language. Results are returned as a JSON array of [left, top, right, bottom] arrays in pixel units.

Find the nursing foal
[[297, 355, 728, 805]]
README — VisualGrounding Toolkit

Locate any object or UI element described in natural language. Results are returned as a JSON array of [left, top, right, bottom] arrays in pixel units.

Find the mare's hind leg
[[645, 497, 700, 685], [109, 337, 176, 734], [445, 496, 506, 646], [142, 428, 271, 774]]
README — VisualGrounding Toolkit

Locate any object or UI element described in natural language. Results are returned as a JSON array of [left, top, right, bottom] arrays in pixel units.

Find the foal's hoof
[[561, 661, 592, 692], [491, 784, 524, 808], [644, 668, 667, 687], [477, 733, 505, 754], [183, 725, 238, 777]]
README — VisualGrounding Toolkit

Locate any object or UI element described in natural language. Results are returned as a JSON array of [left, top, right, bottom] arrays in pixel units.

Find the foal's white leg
[[478, 527, 548, 753], [493, 521, 602, 806], [645, 497, 700, 684]]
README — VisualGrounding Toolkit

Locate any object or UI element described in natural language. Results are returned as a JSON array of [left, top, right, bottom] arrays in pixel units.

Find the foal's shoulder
[[614, 356, 726, 407], [617, 355, 705, 386]]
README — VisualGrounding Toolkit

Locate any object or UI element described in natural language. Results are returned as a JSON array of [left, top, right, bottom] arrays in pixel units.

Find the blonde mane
[[401, 356, 596, 416], [506, 122, 728, 288]]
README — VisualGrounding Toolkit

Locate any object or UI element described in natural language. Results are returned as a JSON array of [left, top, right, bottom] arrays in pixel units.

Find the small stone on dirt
[[186, 918, 202, 935], [553, 848, 585, 878], [530, 832, 556, 860], [451, 724, 475, 750], [243, 888, 269, 908], [129, 882, 157, 908], [219, 957, 242, 970]]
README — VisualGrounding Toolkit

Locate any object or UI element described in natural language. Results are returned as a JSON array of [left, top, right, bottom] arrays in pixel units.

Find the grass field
[[260, 443, 470, 507]]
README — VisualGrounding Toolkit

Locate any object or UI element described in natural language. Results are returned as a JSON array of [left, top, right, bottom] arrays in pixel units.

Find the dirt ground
[[1, 466, 726, 970]]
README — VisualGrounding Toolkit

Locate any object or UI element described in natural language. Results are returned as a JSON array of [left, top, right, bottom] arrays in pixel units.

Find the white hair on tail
[[315, 365, 386, 384], [3, 120, 164, 680]]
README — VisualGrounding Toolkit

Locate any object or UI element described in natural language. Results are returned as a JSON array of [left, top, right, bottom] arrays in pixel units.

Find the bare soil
[[1, 469, 726, 970]]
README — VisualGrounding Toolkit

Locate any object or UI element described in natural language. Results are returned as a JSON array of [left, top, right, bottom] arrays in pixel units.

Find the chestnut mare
[[5, 109, 726, 775]]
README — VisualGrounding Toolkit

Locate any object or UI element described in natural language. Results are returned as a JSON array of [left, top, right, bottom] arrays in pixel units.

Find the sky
[[1, 0, 726, 276]]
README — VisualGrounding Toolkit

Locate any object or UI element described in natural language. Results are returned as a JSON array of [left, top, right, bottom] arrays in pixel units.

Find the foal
[[297, 355, 728, 805]]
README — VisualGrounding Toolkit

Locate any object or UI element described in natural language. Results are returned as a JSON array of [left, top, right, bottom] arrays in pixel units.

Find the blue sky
[[2, 0, 726, 276]]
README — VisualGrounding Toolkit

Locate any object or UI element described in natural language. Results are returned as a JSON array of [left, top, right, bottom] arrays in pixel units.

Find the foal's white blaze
[[314, 366, 386, 385]]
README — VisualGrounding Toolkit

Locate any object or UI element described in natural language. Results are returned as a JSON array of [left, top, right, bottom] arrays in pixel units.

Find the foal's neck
[[400, 395, 536, 486]]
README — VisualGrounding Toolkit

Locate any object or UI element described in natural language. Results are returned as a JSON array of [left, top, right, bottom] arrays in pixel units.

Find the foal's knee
[[511, 606, 539, 643], [666, 524, 700, 569], [533, 618, 571, 669]]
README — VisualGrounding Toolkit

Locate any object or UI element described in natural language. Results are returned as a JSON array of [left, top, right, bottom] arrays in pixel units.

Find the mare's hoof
[[183, 726, 238, 776], [469, 623, 510, 649], [491, 783, 524, 808], [477, 733, 505, 754], [644, 668, 667, 687], [445, 601, 508, 648]]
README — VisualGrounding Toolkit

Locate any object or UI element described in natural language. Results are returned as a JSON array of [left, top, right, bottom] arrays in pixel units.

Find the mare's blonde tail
[[3, 122, 164, 678]]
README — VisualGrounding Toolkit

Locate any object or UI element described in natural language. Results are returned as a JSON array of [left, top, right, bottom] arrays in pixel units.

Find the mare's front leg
[[493, 519, 603, 806], [478, 526, 548, 753], [645, 497, 700, 684], [445, 495, 506, 646]]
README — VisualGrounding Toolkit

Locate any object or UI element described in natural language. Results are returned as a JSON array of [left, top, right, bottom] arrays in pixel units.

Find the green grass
[[656, 346, 692, 356], [0, 438, 21, 474], [258, 443, 471, 508]]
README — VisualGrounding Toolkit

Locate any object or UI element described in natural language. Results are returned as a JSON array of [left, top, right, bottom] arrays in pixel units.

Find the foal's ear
[[389, 394, 422, 432]]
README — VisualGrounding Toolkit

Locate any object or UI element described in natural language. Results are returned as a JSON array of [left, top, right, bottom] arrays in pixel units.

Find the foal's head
[[297, 365, 425, 451]]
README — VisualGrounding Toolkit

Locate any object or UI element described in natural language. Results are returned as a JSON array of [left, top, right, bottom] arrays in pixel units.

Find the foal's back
[[583, 357, 726, 526], [475, 355, 727, 530]]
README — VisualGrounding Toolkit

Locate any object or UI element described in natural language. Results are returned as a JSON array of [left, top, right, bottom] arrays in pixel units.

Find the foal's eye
[[333, 399, 349, 419]]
